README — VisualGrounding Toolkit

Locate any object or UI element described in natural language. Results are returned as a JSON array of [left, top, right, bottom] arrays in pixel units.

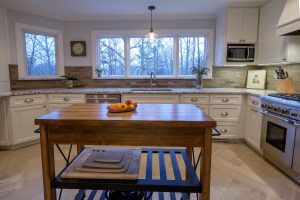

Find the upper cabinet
[[215, 6, 260, 66], [226, 8, 259, 43], [258, 0, 300, 65]]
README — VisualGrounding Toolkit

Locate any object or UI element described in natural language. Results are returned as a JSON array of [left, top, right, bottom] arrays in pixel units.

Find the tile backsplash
[[8, 64, 300, 91]]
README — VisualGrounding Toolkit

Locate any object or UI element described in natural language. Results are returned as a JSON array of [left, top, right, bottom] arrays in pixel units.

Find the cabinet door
[[226, 8, 243, 43], [10, 105, 47, 144], [243, 8, 259, 43], [245, 106, 262, 150]]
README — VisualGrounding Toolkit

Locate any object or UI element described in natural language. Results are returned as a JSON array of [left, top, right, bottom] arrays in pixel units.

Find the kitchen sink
[[131, 88, 173, 92]]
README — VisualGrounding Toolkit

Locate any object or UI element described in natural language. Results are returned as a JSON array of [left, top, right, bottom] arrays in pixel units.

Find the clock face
[[71, 41, 86, 56]]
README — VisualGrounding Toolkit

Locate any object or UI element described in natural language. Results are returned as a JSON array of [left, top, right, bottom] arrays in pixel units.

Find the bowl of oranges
[[107, 100, 138, 113]]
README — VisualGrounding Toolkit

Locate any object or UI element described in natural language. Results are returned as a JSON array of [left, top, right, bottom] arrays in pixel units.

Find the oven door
[[261, 111, 296, 168]]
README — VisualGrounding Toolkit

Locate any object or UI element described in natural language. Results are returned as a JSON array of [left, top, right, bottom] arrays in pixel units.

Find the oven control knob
[[282, 109, 290, 114], [291, 113, 297, 117], [277, 108, 282, 112]]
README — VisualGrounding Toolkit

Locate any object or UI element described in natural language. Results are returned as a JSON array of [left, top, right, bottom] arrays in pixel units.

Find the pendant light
[[147, 5, 157, 39]]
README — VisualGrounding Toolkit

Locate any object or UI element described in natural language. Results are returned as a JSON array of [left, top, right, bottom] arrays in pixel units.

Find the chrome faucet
[[150, 71, 156, 88]]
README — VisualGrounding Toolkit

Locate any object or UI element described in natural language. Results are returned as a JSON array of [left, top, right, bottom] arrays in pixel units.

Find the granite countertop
[[7, 87, 275, 97]]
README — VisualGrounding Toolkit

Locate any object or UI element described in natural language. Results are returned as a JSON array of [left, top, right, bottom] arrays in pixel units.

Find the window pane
[[179, 36, 207, 75], [129, 37, 173, 76], [25, 33, 57, 76], [98, 38, 125, 76]]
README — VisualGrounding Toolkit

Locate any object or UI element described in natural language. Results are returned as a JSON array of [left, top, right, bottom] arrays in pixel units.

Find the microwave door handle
[[246, 48, 250, 60]]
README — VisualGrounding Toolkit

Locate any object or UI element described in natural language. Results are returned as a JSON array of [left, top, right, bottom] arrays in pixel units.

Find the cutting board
[[61, 148, 142, 180]]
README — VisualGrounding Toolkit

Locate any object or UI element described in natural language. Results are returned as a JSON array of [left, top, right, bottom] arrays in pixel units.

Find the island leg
[[201, 128, 212, 200], [40, 125, 56, 200]]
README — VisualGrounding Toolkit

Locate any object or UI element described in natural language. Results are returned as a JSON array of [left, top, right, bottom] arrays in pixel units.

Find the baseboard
[[0, 139, 40, 150]]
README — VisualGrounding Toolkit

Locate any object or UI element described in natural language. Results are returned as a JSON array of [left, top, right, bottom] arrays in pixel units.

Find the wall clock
[[70, 41, 86, 56]]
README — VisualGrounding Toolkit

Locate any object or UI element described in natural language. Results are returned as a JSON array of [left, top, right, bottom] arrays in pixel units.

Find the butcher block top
[[35, 103, 216, 128]]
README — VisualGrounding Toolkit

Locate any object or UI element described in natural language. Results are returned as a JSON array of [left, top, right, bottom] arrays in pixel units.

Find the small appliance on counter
[[260, 93, 300, 184]]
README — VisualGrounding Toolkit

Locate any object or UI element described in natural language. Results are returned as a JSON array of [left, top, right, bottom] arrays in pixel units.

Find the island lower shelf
[[52, 148, 202, 199]]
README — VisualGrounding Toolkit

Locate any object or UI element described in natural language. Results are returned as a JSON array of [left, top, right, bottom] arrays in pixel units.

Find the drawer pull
[[191, 97, 198, 102], [252, 101, 259, 105], [221, 112, 229, 117], [24, 98, 34, 103], [220, 129, 228, 134], [221, 98, 229, 103], [63, 97, 71, 102]]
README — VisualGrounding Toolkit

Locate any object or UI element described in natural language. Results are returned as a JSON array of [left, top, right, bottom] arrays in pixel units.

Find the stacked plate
[[61, 148, 142, 180]]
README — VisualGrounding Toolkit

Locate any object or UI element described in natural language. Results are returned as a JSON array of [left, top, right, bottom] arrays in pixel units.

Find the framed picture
[[246, 70, 267, 89], [70, 41, 86, 56]]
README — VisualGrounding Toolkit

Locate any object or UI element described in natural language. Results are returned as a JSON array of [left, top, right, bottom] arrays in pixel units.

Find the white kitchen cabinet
[[215, 6, 259, 66], [122, 94, 179, 104], [258, 0, 300, 65], [245, 95, 262, 151], [226, 8, 259, 43], [7, 94, 47, 147], [0, 97, 9, 146], [0, 6, 10, 91], [48, 94, 85, 112], [179, 94, 209, 114]]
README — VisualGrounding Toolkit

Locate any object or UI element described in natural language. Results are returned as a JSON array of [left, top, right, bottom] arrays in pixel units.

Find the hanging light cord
[[148, 6, 155, 33]]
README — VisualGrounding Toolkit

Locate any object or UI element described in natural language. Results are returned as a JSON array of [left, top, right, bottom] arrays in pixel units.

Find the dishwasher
[[86, 94, 121, 104]]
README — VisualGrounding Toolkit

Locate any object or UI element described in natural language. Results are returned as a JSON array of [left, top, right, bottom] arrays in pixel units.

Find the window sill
[[91, 76, 213, 80], [18, 77, 64, 81]]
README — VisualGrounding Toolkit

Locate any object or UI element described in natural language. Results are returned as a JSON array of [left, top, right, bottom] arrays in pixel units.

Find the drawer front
[[180, 94, 209, 104], [197, 104, 209, 114], [213, 122, 238, 138], [248, 95, 261, 109], [48, 94, 85, 104], [210, 95, 242, 105], [9, 94, 46, 107], [209, 105, 241, 122]]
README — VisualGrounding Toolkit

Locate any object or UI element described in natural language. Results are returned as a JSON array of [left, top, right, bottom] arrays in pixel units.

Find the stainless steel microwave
[[227, 44, 255, 62]]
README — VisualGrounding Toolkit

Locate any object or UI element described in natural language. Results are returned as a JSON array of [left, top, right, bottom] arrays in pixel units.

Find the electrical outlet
[[235, 72, 240, 78]]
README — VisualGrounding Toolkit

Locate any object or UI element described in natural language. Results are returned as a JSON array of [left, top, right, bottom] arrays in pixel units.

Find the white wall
[[7, 9, 216, 67]]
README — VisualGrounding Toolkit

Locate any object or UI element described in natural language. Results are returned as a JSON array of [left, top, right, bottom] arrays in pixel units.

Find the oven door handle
[[293, 122, 300, 127], [259, 110, 291, 123]]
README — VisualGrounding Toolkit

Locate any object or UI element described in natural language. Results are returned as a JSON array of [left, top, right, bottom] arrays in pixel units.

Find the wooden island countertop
[[35, 103, 216, 200]]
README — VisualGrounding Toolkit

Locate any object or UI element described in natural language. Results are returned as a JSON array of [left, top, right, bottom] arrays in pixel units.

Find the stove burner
[[104, 190, 153, 200], [268, 93, 300, 102]]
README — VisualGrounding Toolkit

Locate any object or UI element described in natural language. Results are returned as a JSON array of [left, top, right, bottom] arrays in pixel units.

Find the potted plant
[[95, 67, 104, 78], [191, 66, 209, 89], [61, 72, 78, 88]]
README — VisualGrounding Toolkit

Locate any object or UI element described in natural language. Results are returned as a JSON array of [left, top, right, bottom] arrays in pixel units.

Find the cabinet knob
[[221, 98, 229, 103], [221, 112, 229, 117], [243, 39, 246, 42], [24, 98, 34, 103], [220, 129, 228, 134], [191, 97, 198, 102], [282, 57, 287, 61], [63, 97, 71, 102], [252, 100, 259, 105]]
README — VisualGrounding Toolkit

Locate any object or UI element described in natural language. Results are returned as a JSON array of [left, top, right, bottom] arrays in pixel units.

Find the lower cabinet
[[213, 122, 238, 139], [245, 104, 262, 150], [0, 97, 9, 146], [48, 94, 86, 112], [179, 94, 209, 114]]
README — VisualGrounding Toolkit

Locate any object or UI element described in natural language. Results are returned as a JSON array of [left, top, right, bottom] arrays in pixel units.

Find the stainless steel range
[[260, 93, 300, 184]]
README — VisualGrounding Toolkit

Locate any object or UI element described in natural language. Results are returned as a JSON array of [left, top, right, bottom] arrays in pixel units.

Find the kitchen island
[[35, 103, 216, 200]]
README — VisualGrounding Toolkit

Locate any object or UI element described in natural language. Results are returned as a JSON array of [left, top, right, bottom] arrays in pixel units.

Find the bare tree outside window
[[98, 38, 125, 76], [179, 36, 207, 75], [130, 37, 173, 76], [25, 32, 57, 76]]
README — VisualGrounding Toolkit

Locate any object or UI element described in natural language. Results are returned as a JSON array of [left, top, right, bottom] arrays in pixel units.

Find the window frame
[[91, 29, 214, 79], [15, 23, 64, 80]]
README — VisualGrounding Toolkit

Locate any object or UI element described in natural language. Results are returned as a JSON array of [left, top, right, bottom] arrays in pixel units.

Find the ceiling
[[1, 0, 267, 21]]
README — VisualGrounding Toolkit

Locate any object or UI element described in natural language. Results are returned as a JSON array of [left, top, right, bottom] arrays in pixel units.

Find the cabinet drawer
[[180, 94, 209, 104], [197, 104, 209, 114], [210, 95, 242, 105], [248, 95, 261, 109], [48, 94, 85, 104], [9, 94, 46, 107], [213, 122, 238, 138], [209, 105, 241, 122]]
